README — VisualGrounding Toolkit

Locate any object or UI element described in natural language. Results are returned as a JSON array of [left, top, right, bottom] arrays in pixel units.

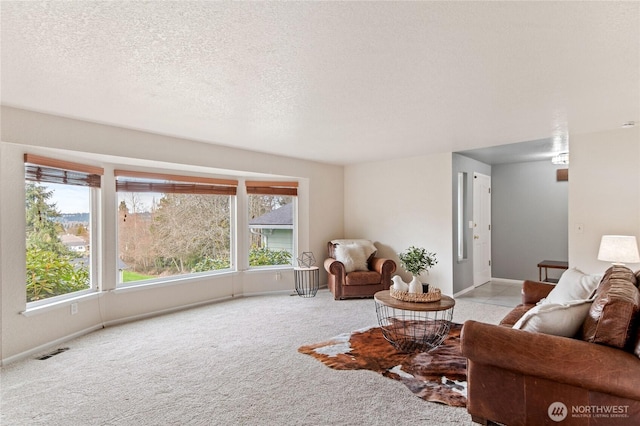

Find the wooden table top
[[374, 290, 455, 312], [537, 260, 569, 269]]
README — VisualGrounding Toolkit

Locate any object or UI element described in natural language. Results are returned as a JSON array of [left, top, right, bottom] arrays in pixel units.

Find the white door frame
[[473, 172, 492, 286]]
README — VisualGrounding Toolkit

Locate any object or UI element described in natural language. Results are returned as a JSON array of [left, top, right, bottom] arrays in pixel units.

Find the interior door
[[473, 173, 492, 286]]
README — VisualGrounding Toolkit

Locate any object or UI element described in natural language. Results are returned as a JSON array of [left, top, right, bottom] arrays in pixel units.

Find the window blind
[[245, 181, 298, 196], [24, 154, 103, 188], [115, 170, 238, 195]]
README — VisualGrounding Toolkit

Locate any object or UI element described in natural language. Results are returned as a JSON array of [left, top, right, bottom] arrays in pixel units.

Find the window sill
[[115, 270, 237, 293], [22, 291, 100, 317], [246, 266, 294, 273]]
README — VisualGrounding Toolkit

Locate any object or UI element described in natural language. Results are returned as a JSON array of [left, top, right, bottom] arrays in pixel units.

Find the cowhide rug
[[298, 322, 466, 407]]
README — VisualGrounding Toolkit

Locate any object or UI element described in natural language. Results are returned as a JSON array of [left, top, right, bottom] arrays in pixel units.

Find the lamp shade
[[597, 235, 640, 265]]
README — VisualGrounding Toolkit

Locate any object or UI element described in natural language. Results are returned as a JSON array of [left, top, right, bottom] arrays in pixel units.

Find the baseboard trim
[[489, 277, 523, 285], [4, 295, 238, 366], [2, 288, 323, 366], [106, 288, 301, 328], [453, 286, 476, 297], [453, 277, 524, 297], [102, 295, 235, 328], [2, 324, 104, 366]]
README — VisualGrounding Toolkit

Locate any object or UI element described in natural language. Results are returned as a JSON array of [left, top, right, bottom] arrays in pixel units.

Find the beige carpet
[[1, 289, 512, 425]]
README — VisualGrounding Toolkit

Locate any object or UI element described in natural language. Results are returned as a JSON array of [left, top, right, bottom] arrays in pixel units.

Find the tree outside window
[[116, 173, 235, 284]]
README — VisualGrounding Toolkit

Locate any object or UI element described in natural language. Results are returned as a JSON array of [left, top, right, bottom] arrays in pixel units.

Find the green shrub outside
[[248, 246, 292, 266], [26, 247, 89, 302]]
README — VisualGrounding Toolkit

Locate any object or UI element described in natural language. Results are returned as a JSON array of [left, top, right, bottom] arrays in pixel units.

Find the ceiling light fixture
[[551, 152, 569, 165]]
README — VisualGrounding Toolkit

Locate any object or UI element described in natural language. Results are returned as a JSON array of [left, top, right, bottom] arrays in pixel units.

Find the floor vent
[[37, 347, 69, 360]]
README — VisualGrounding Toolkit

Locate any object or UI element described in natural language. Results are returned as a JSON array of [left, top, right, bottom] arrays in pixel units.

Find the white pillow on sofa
[[334, 243, 369, 273], [513, 299, 593, 337], [331, 239, 377, 259], [542, 268, 602, 305]]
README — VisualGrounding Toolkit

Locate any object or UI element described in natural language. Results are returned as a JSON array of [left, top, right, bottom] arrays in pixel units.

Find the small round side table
[[294, 266, 319, 297]]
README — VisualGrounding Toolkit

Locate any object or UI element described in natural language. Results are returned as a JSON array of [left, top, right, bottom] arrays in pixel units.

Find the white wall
[[0, 107, 344, 363], [344, 154, 454, 295], [568, 127, 640, 274]]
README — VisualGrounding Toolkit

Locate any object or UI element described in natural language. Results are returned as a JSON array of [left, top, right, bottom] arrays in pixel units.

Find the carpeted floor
[[1, 289, 512, 425]]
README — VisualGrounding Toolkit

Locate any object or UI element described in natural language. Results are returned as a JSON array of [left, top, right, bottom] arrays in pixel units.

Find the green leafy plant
[[26, 247, 89, 302], [249, 246, 292, 266], [398, 246, 437, 277], [192, 256, 231, 272]]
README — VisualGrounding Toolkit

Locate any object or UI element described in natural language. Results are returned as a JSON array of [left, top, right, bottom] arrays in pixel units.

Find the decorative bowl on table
[[389, 287, 442, 302]]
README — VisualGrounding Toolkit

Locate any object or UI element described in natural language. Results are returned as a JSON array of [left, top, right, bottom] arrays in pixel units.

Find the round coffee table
[[374, 290, 455, 353]]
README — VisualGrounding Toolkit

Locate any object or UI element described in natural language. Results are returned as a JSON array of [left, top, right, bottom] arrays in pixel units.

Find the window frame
[[246, 181, 299, 270], [115, 170, 238, 287], [24, 154, 102, 307]]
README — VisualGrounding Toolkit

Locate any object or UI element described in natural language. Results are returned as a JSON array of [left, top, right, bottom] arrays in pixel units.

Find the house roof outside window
[[60, 234, 88, 252], [249, 203, 293, 229]]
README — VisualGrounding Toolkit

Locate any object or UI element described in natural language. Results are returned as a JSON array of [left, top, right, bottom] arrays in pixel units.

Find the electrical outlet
[[70, 303, 78, 315]]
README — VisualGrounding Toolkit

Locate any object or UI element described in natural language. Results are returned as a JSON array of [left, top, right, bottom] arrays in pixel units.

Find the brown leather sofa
[[461, 266, 640, 425], [324, 241, 396, 300]]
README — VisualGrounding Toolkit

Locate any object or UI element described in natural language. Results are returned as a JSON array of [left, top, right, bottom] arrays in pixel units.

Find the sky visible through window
[[48, 183, 90, 213], [50, 183, 158, 213]]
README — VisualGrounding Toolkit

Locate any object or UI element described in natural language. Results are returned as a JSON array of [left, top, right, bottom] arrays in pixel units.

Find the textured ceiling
[[1, 1, 638, 165]]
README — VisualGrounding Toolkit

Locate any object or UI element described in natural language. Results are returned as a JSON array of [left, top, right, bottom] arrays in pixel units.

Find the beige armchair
[[324, 240, 396, 300]]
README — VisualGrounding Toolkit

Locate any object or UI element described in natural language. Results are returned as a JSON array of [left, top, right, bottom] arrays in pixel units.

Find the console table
[[537, 260, 569, 283], [373, 290, 455, 353]]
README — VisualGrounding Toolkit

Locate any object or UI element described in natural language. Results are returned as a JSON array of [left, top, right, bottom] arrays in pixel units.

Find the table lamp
[[597, 235, 640, 265]]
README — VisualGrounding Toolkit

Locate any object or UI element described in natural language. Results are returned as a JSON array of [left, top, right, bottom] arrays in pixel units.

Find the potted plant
[[398, 246, 437, 293]]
